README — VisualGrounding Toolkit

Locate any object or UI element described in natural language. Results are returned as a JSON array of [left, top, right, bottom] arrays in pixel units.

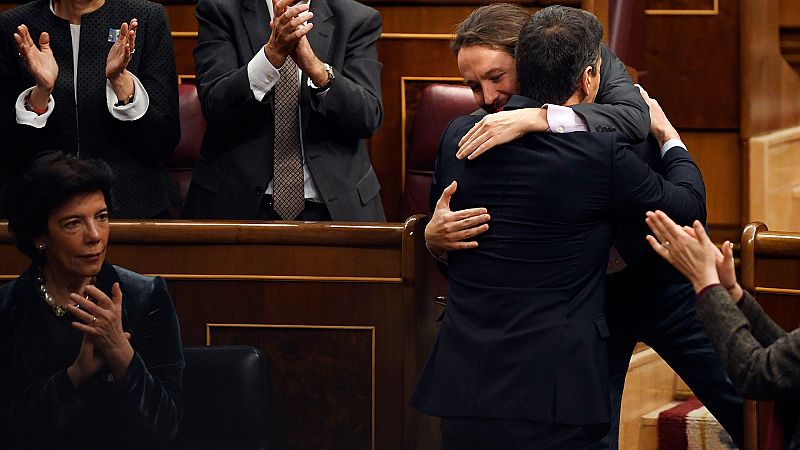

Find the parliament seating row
[[740, 223, 800, 450]]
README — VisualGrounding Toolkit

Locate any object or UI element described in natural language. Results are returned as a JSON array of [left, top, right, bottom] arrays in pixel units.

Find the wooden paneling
[[780, 0, 800, 26], [646, 0, 717, 13], [164, 4, 198, 77], [681, 132, 743, 241], [741, 0, 800, 138], [778, 0, 800, 74], [746, 126, 800, 231], [377, 6, 502, 34], [641, 0, 738, 129], [0, 219, 440, 450]]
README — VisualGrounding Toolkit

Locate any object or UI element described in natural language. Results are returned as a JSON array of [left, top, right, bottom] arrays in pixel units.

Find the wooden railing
[[740, 222, 800, 450]]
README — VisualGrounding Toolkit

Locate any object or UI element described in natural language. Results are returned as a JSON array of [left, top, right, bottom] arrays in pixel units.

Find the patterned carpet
[[658, 396, 737, 450]]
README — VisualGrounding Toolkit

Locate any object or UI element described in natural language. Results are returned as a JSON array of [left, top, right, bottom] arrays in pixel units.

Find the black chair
[[171, 345, 273, 449]]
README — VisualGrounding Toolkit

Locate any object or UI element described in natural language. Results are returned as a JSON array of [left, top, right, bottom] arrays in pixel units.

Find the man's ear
[[579, 66, 593, 98]]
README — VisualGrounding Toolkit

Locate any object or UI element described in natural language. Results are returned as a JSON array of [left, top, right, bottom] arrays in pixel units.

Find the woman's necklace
[[35, 272, 96, 317], [36, 275, 66, 317]]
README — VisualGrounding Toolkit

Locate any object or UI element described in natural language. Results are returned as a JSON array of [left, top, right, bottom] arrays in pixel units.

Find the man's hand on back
[[636, 84, 680, 148], [425, 181, 491, 261]]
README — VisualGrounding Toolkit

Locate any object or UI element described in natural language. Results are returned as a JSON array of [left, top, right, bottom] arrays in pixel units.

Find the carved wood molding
[[645, 0, 718, 15]]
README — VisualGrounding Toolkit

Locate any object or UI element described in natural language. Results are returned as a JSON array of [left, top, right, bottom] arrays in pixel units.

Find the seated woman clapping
[[645, 211, 800, 410], [0, 152, 183, 447]]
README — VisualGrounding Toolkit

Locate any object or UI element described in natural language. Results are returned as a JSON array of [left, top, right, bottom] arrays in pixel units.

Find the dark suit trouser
[[598, 271, 744, 450]]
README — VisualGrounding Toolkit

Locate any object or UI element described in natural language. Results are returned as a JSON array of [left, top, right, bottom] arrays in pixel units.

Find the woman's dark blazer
[[0, 0, 180, 218], [698, 285, 800, 449], [0, 263, 184, 448]]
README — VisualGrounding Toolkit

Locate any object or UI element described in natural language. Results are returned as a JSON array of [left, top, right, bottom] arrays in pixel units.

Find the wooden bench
[[740, 222, 800, 450]]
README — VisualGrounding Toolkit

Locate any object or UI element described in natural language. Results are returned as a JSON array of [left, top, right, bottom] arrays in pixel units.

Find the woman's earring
[[36, 243, 45, 251]]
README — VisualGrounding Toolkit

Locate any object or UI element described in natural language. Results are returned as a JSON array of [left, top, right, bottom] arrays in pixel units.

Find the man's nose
[[483, 85, 499, 104]]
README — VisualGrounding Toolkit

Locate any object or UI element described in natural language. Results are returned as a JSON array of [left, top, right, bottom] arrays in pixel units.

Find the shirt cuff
[[660, 138, 686, 158], [248, 48, 281, 102], [544, 104, 588, 133], [15, 86, 54, 128], [106, 72, 149, 121]]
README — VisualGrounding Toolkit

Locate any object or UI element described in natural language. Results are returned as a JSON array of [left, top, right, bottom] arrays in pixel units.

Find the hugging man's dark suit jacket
[[183, 0, 385, 221], [0, 0, 180, 218], [411, 95, 706, 427]]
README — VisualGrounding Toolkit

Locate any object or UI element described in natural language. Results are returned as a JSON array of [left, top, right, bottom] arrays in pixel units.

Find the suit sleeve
[[0, 364, 89, 446], [112, 275, 183, 442], [308, 9, 383, 138], [570, 45, 650, 145], [697, 286, 800, 399], [111, 4, 180, 165], [193, 0, 271, 128], [611, 141, 706, 226]]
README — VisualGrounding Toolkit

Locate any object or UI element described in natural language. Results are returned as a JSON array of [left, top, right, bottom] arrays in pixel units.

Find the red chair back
[[167, 83, 206, 218], [399, 83, 477, 219]]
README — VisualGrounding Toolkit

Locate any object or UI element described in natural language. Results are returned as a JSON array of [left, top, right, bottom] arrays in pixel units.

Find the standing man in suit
[[423, 4, 743, 448], [184, 0, 385, 221], [411, 6, 707, 448]]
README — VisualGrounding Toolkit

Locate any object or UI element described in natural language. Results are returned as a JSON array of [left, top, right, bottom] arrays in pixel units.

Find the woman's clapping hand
[[68, 283, 134, 385]]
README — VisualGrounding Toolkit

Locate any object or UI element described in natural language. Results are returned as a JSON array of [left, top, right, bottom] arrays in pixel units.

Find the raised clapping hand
[[106, 19, 137, 102], [456, 108, 549, 160], [264, 0, 313, 68], [67, 283, 134, 386], [424, 181, 490, 260], [14, 24, 58, 109], [291, 35, 330, 88], [645, 210, 743, 301], [106, 19, 136, 79]]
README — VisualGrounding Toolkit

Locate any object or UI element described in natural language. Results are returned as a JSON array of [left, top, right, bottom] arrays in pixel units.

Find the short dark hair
[[6, 151, 114, 263], [516, 5, 603, 104], [451, 3, 531, 56]]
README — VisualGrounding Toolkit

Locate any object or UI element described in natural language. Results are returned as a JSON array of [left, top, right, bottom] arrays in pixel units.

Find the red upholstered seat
[[399, 83, 478, 219], [167, 83, 206, 218]]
